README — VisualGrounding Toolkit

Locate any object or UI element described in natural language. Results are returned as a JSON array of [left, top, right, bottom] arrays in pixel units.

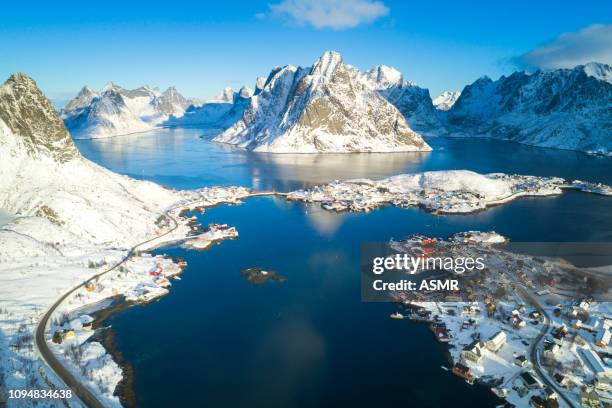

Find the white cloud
[[267, 0, 389, 30], [517, 24, 612, 69]]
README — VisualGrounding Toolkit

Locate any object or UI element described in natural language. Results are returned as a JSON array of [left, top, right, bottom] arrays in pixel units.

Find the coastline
[[31, 178, 611, 407], [91, 300, 137, 408], [34, 190, 280, 407]]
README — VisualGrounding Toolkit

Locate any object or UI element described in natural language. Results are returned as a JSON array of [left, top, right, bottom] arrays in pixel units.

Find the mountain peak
[[255, 76, 267, 95], [210, 87, 235, 103], [581, 62, 612, 84], [0, 73, 79, 162], [238, 86, 253, 99], [365, 65, 404, 89], [311, 51, 344, 77], [162, 86, 179, 96], [215, 52, 430, 153], [102, 81, 121, 93], [78, 85, 96, 95], [61, 86, 100, 115], [6, 72, 37, 88], [432, 90, 461, 111]]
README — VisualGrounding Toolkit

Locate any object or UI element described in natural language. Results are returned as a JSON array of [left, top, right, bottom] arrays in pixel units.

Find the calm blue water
[[75, 129, 612, 407], [76, 128, 612, 191]]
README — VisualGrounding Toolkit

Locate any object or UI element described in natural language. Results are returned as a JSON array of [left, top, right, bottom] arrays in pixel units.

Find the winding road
[[517, 285, 576, 408], [34, 208, 179, 408], [34, 192, 282, 407]]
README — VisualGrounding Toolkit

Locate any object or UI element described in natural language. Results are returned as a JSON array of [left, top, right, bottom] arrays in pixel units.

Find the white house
[[543, 343, 560, 361], [486, 331, 507, 352], [579, 348, 612, 391], [461, 341, 485, 363]]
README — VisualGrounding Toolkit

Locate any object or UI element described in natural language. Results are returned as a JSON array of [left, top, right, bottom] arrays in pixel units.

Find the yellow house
[[52, 329, 76, 343], [63, 330, 75, 340]]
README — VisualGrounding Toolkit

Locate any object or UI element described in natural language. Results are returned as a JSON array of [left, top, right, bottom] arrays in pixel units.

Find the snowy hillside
[[0, 73, 181, 402], [0, 73, 256, 403], [432, 91, 461, 111], [61, 82, 194, 139], [214, 51, 431, 153], [446, 63, 612, 155], [1, 73, 185, 248], [361, 65, 443, 133], [166, 86, 252, 130]]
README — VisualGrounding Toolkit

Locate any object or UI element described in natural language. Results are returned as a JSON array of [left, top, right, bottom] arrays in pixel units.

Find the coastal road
[[517, 285, 576, 408], [34, 207, 180, 408], [34, 191, 281, 407]]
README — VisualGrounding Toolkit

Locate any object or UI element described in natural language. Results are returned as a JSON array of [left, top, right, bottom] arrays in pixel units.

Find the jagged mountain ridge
[[61, 82, 194, 139], [360, 65, 444, 134], [0, 73, 177, 245], [432, 91, 461, 111], [0, 73, 79, 162], [214, 51, 431, 153], [445, 62, 612, 154], [166, 86, 253, 129]]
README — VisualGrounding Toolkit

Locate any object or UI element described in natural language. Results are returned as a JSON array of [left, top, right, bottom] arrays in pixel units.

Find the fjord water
[[75, 129, 612, 407]]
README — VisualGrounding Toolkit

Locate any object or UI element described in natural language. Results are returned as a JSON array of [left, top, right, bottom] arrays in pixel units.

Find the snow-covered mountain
[[0, 73, 255, 403], [214, 51, 431, 153], [1, 73, 178, 245], [360, 65, 443, 134], [0, 73, 80, 163], [432, 91, 461, 111], [254, 77, 266, 95], [61, 82, 194, 139], [62, 85, 99, 114], [166, 86, 252, 130], [446, 62, 612, 155]]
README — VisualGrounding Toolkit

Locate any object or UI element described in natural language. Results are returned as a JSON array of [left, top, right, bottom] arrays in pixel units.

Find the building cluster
[[542, 299, 612, 406], [286, 173, 589, 215], [388, 232, 611, 407]]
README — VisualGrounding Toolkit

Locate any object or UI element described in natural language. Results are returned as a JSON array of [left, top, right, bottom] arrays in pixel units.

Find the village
[[287, 171, 612, 215], [385, 231, 611, 408], [34, 186, 255, 406], [3, 176, 608, 407]]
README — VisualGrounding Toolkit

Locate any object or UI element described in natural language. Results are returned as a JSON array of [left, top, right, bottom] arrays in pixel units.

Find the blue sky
[[1, 0, 610, 103]]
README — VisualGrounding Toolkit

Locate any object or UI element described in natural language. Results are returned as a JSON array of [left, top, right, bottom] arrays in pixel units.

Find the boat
[[390, 312, 404, 319]]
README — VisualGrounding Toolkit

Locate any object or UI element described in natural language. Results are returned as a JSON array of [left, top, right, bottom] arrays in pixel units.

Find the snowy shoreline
[[4, 70, 610, 407], [287, 170, 612, 214], [34, 190, 272, 406], [70, 126, 161, 140], [387, 232, 611, 408], [2, 170, 610, 407]]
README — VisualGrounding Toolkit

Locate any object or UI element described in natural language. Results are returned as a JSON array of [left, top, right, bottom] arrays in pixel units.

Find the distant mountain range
[[61, 83, 195, 139], [60, 53, 612, 155], [445, 62, 612, 155], [165, 86, 253, 130], [360, 64, 445, 136], [0, 74, 178, 244]]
